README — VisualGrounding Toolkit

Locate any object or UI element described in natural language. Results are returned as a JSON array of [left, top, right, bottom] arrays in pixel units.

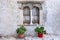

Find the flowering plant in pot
[[16, 25, 26, 38], [35, 26, 46, 38]]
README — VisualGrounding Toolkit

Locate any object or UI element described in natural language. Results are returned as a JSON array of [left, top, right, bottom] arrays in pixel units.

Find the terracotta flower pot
[[18, 34, 25, 38], [38, 33, 43, 38]]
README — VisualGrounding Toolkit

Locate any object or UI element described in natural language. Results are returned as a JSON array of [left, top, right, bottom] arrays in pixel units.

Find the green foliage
[[35, 26, 46, 34], [16, 25, 26, 34]]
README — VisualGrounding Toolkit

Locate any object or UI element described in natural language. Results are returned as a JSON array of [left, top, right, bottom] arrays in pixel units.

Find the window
[[23, 6, 39, 25], [17, 1, 44, 25], [32, 7, 39, 24], [23, 7, 30, 24]]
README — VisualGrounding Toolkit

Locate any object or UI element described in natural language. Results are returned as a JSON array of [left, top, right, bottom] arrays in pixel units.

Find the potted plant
[[35, 26, 46, 38], [16, 25, 26, 38]]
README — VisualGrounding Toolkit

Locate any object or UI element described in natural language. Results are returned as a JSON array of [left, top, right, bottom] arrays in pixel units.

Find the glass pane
[[23, 7, 30, 16], [23, 16, 30, 24], [32, 16, 39, 21], [32, 7, 39, 16], [32, 8, 37, 16], [32, 7, 39, 24], [32, 16, 39, 23], [23, 7, 30, 24], [23, 16, 30, 21]]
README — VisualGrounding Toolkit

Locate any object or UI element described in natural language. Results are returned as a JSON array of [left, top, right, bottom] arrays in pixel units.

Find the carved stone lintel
[[17, 1, 44, 4], [17, 1, 43, 10]]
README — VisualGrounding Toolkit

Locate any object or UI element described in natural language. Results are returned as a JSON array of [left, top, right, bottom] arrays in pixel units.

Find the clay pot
[[18, 34, 25, 38], [38, 33, 43, 38]]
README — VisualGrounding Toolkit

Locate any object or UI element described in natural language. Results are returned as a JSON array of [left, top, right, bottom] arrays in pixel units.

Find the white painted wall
[[45, 0, 60, 34], [0, 0, 60, 36], [0, 0, 18, 36]]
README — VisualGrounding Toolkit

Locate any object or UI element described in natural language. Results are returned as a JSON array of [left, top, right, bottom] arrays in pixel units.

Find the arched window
[[32, 7, 39, 24], [23, 7, 30, 24]]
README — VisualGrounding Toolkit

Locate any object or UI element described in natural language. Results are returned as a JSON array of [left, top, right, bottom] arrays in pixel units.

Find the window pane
[[23, 16, 30, 24], [23, 16, 30, 21], [32, 7, 39, 24], [32, 7, 39, 16], [23, 7, 30, 24], [23, 7, 30, 16]]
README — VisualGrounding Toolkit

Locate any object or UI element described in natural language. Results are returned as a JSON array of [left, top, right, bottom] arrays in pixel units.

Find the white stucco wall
[[45, 0, 60, 34], [0, 0, 18, 36], [0, 0, 60, 36]]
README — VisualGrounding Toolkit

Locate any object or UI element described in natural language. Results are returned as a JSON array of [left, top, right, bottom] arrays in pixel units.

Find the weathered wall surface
[[0, 0, 46, 36], [0, 0, 18, 36], [0, 0, 37, 36], [45, 0, 60, 34], [0, 0, 60, 36]]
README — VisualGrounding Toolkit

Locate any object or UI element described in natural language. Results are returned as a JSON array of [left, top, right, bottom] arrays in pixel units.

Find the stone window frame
[[17, 1, 44, 26]]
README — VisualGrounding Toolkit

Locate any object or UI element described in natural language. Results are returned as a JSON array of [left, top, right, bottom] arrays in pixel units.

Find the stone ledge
[[0, 35, 60, 40], [0, 34, 60, 40]]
